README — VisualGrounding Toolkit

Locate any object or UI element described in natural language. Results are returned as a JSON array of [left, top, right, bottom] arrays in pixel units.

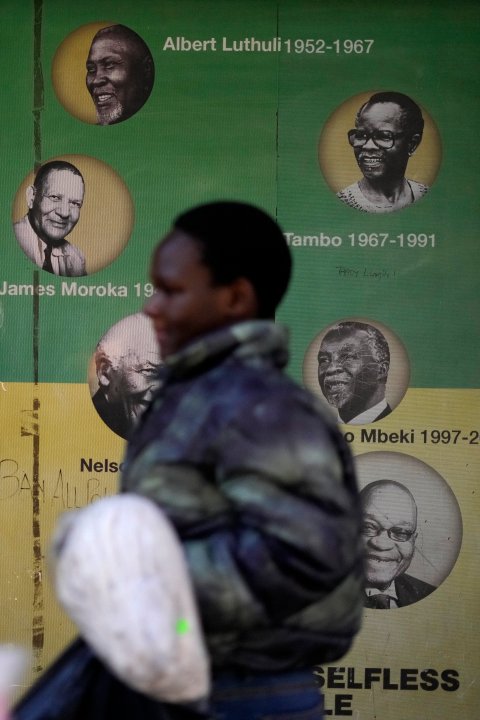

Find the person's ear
[[223, 277, 258, 320], [408, 133, 421, 156], [26, 185, 36, 210], [376, 361, 389, 382], [142, 55, 154, 90], [96, 355, 112, 389]]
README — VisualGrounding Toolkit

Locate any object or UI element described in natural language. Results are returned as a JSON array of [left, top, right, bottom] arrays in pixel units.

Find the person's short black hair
[[360, 479, 417, 514], [174, 201, 292, 319], [33, 160, 84, 193], [321, 321, 390, 369], [358, 91, 424, 138]]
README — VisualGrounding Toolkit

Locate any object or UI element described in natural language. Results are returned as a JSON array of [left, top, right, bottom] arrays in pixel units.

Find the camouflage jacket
[[121, 321, 363, 672]]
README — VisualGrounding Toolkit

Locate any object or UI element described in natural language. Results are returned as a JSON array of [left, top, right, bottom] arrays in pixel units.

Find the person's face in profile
[[317, 329, 385, 416], [361, 483, 417, 590], [144, 230, 235, 359], [352, 102, 418, 185], [28, 169, 84, 245], [108, 349, 160, 422], [86, 34, 146, 125]]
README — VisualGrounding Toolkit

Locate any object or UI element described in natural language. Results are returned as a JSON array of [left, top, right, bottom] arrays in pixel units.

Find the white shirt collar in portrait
[[338, 398, 388, 425]]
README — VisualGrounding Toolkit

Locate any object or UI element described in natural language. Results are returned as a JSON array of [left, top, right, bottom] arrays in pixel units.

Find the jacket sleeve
[[122, 388, 363, 649]]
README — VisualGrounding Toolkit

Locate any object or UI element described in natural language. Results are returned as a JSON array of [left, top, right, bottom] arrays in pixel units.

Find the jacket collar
[[162, 320, 289, 380]]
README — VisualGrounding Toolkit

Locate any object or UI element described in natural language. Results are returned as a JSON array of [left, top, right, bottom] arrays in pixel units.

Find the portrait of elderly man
[[361, 480, 436, 609], [86, 24, 154, 126], [337, 91, 428, 213], [317, 320, 392, 424], [13, 160, 86, 276], [91, 313, 162, 439]]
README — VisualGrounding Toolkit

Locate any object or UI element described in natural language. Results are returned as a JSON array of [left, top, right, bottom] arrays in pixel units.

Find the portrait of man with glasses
[[337, 91, 428, 213], [360, 479, 437, 609]]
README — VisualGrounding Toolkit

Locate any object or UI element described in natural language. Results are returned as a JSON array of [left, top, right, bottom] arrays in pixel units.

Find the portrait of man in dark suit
[[317, 320, 391, 424], [360, 479, 436, 609], [13, 161, 86, 276]]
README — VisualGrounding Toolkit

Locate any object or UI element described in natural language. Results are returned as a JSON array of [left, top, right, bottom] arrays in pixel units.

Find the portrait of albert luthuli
[[318, 91, 441, 215], [86, 24, 154, 126], [52, 23, 154, 126]]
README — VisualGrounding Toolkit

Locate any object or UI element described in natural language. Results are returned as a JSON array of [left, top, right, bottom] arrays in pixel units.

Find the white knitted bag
[[51, 494, 210, 703]]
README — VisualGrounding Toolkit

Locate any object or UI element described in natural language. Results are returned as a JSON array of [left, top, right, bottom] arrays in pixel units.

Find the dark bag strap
[[13, 637, 210, 720]]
